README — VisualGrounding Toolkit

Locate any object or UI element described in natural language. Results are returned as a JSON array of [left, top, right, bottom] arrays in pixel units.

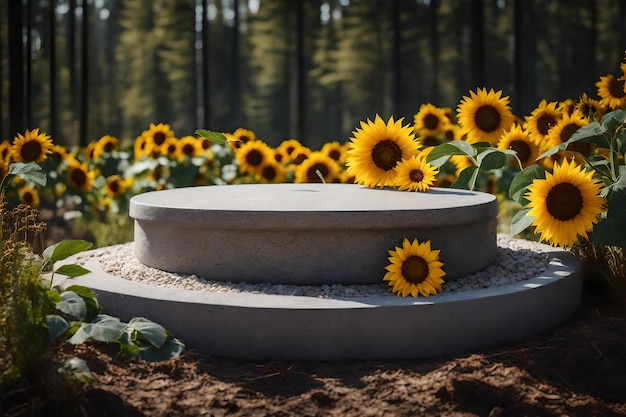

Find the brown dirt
[[26, 279, 622, 417]]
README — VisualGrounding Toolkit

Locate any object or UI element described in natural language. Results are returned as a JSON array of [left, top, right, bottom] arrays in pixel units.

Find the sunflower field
[[2, 56, 625, 287]]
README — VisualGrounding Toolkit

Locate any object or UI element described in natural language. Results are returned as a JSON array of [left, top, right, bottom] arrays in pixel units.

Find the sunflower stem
[[315, 170, 327, 184]]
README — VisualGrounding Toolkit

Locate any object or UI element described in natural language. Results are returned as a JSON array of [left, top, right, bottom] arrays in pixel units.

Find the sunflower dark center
[[239, 135, 250, 143], [328, 149, 341, 161], [509, 140, 531, 163], [293, 153, 308, 164], [444, 129, 455, 141], [371, 140, 402, 171], [421, 135, 441, 147], [108, 180, 121, 193], [153, 132, 167, 146], [22, 191, 34, 205], [71, 168, 87, 185], [21, 140, 43, 162], [537, 114, 557, 136], [308, 163, 329, 182], [560, 123, 582, 143], [409, 169, 425, 183], [474, 105, 502, 133], [423, 114, 440, 130], [274, 153, 284, 163], [401, 255, 429, 284], [200, 139, 211, 150], [166, 144, 177, 154], [546, 182, 583, 221], [246, 149, 264, 166], [182, 143, 195, 156], [104, 142, 115, 152], [262, 165, 277, 181], [609, 78, 626, 99]]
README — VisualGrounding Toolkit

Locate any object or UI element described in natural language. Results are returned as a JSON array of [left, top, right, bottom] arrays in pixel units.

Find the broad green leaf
[[55, 264, 91, 278], [43, 240, 93, 266], [69, 314, 125, 344], [195, 129, 228, 145], [476, 149, 513, 172], [139, 338, 185, 362], [45, 289, 63, 305], [8, 162, 47, 187], [508, 164, 546, 204], [65, 284, 101, 318], [509, 208, 535, 237], [452, 165, 479, 190], [601, 109, 626, 134], [426, 141, 477, 166], [56, 291, 87, 320], [45, 314, 70, 341], [59, 357, 96, 383], [593, 217, 626, 248], [128, 317, 167, 348]]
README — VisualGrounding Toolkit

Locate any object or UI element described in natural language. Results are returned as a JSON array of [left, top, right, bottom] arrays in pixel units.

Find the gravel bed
[[76, 234, 555, 298]]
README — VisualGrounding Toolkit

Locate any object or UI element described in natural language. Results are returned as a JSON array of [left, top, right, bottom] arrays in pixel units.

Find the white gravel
[[76, 234, 555, 298]]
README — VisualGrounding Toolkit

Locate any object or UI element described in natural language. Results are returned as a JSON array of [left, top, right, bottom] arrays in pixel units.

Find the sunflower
[[276, 138, 302, 159], [545, 111, 591, 159], [525, 158, 605, 247], [457, 88, 515, 144], [524, 100, 561, 145], [620, 60, 626, 94], [66, 157, 95, 192], [228, 128, 256, 151], [384, 238, 445, 297], [256, 161, 287, 184], [394, 156, 439, 192], [575, 93, 607, 121], [105, 175, 133, 198], [441, 123, 463, 142], [289, 144, 312, 165], [497, 124, 540, 169], [18, 184, 40, 208], [235, 140, 274, 174], [320, 141, 347, 164], [177, 135, 204, 160], [92, 135, 119, 161], [417, 131, 445, 148], [294, 151, 340, 183], [141, 123, 175, 154], [346, 115, 419, 188], [0, 141, 12, 161], [413, 103, 450, 134], [133, 135, 149, 160], [558, 98, 577, 116], [49, 144, 70, 164], [10, 128, 54, 163], [160, 138, 180, 159], [596, 74, 626, 110]]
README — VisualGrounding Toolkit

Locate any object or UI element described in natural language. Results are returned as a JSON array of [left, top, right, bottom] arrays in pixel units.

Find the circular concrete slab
[[130, 184, 498, 284], [61, 242, 581, 361]]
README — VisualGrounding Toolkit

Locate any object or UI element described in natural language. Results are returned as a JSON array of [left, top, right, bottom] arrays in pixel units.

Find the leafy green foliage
[[195, 129, 229, 145]]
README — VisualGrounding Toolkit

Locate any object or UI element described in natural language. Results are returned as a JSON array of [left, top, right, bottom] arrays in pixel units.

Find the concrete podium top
[[130, 183, 497, 229]]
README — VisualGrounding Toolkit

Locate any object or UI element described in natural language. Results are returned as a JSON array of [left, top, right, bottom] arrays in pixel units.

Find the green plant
[[1, 161, 185, 414]]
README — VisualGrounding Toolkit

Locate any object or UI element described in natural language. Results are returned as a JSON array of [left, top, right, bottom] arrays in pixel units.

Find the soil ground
[[31, 278, 626, 417]]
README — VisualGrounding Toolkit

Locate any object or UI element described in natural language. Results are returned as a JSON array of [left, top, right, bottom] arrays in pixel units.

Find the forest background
[[1, 0, 626, 150]]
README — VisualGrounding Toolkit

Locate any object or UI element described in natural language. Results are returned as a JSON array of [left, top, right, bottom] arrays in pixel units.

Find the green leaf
[[58, 357, 96, 383], [56, 291, 87, 320], [476, 149, 513, 172], [45, 314, 70, 341], [195, 129, 228, 145], [43, 240, 93, 267], [508, 164, 546, 204], [65, 284, 101, 318], [509, 208, 535, 237], [139, 338, 185, 362], [452, 166, 479, 190], [8, 162, 47, 187], [128, 317, 167, 348], [55, 264, 91, 278], [426, 141, 477, 166], [601, 109, 626, 134], [69, 314, 125, 344]]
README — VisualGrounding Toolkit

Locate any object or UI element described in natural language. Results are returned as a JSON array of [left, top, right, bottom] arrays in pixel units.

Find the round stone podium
[[130, 183, 498, 284]]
